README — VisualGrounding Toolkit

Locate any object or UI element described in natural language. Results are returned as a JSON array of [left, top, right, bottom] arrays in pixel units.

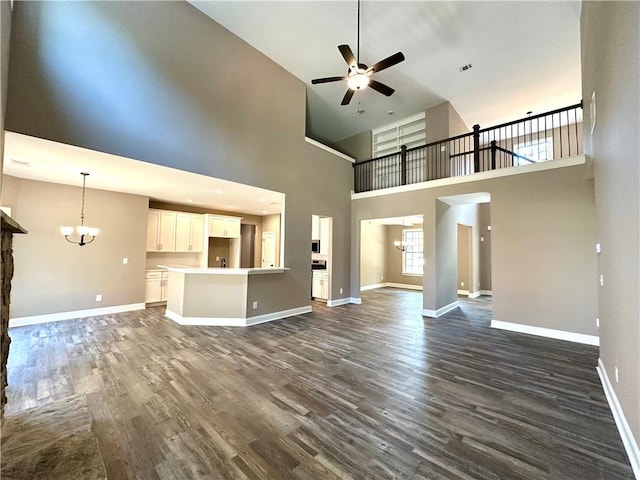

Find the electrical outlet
[[96, 294, 102, 302], [252, 301, 258, 309], [216, 256, 220, 262], [122, 257, 128, 264], [480, 236, 484, 242], [599, 274, 604, 286], [380, 276, 384, 281], [595, 243, 601, 254], [596, 318, 599, 328], [339, 288, 343, 294], [615, 366, 619, 383], [460, 282, 465, 287]]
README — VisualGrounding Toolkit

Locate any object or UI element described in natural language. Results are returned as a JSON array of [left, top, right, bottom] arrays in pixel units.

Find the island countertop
[[158, 265, 288, 275]]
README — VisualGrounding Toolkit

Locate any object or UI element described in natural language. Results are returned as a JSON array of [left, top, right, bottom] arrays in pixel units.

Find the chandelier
[[60, 172, 99, 246]]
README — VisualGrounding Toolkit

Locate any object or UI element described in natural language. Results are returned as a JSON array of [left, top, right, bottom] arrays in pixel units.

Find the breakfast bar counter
[[159, 266, 309, 326]]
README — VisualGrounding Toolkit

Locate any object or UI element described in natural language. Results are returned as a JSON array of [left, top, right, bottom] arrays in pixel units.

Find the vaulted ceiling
[[190, 1, 582, 144]]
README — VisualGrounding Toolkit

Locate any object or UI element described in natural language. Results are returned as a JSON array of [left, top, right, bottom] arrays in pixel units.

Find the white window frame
[[514, 137, 553, 165], [401, 228, 424, 276]]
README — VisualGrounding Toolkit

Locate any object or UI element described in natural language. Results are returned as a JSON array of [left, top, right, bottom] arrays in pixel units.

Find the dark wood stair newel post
[[1, 211, 27, 424], [473, 124, 481, 173]]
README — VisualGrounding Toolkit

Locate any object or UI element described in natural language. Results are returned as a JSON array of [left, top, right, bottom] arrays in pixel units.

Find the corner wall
[[5, 1, 353, 313], [581, 0, 640, 452], [1, 176, 148, 319], [352, 164, 597, 335]]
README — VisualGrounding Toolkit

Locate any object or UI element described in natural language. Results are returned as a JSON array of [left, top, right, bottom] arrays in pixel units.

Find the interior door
[[262, 231, 276, 268]]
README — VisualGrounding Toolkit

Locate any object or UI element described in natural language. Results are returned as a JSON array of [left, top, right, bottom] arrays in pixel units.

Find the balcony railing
[[353, 102, 583, 193]]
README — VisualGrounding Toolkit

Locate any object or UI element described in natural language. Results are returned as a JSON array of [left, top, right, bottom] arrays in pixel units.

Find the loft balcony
[[353, 102, 584, 194]]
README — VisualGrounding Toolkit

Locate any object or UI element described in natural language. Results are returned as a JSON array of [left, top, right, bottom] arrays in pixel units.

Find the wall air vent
[[457, 63, 472, 72]]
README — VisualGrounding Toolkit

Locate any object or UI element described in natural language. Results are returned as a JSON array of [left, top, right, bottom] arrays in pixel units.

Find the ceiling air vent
[[457, 64, 472, 72]]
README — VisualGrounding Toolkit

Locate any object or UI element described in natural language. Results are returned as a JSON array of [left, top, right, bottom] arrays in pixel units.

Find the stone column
[[1, 211, 27, 424]]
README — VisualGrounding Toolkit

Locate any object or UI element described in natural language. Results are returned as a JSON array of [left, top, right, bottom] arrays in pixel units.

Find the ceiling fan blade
[[341, 89, 355, 106], [311, 76, 347, 84], [369, 51, 405, 74], [369, 80, 395, 97], [338, 44, 357, 69]]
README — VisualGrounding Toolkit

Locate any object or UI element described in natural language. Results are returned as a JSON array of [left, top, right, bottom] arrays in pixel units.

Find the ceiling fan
[[311, 0, 405, 106]]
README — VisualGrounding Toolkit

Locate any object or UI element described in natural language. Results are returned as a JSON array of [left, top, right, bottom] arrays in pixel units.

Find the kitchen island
[[160, 266, 310, 326]]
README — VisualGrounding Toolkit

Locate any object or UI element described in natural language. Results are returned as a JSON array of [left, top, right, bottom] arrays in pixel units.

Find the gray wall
[[582, 1, 640, 446], [0, 0, 11, 192], [1, 176, 148, 318], [5, 1, 352, 313], [352, 164, 597, 334], [478, 203, 492, 291], [333, 130, 372, 162]]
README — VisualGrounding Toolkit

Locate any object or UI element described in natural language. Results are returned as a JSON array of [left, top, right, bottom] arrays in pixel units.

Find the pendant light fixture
[[60, 172, 99, 246], [393, 217, 412, 252]]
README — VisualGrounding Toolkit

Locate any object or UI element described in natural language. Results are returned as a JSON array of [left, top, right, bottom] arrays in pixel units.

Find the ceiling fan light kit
[[311, 0, 405, 105]]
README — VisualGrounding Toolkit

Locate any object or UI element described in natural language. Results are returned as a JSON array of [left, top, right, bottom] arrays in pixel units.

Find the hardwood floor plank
[[3, 289, 634, 479]]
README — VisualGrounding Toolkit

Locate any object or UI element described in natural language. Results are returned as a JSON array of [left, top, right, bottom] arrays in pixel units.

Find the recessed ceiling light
[[387, 110, 394, 115], [259, 198, 267, 203], [186, 199, 194, 203], [227, 205, 235, 209], [457, 63, 472, 72], [355, 108, 366, 115], [262, 210, 268, 214], [9, 158, 30, 167], [215, 189, 223, 194]]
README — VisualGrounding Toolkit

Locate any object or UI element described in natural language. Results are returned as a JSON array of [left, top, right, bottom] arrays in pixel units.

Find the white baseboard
[[246, 306, 312, 325], [350, 297, 362, 304], [422, 301, 459, 318], [362, 282, 422, 292], [386, 283, 423, 291], [165, 305, 312, 327], [597, 358, 640, 479], [480, 290, 493, 296], [10, 303, 146, 327], [457, 289, 481, 298], [490, 320, 599, 346], [327, 298, 351, 307]]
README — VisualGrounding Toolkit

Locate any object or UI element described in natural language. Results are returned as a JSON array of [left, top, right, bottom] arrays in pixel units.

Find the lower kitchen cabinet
[[145, 270, 168, 304], [312, 271, 329, 300]]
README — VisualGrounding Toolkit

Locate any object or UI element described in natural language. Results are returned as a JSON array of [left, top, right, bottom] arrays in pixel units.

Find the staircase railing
[[353, 102, 583, 194]]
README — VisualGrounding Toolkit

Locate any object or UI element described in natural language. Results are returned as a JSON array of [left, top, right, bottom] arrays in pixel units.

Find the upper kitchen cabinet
[[311, 215, 320, 240], [208, 215, 241, 238], [147, 210, 177, 252], [319, 217, 331, 255], [175, 213, 205, 252]]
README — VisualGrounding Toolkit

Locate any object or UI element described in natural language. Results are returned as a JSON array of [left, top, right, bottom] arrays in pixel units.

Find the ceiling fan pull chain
[[357, 0, 360, 64]]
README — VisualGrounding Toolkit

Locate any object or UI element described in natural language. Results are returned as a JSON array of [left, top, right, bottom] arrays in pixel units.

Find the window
[[514, 137, 553, 165], [402, 229, 424, 275]]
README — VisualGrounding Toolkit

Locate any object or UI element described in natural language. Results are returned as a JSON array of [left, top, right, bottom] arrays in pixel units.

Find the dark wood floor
[[3, 289, 634, 479]]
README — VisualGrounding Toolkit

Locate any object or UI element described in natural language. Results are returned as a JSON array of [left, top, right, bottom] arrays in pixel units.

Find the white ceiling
[[190, 1, 582, 144], [3, 132, 284, 217]]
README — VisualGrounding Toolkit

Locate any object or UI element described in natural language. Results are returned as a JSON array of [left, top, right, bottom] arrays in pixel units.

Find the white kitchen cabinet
[[319, 217, 330, 255], [145, 270, 169, 304], [175, 213, 204, 252], [208, 215, 241, 238], [147, 210, 177, 252], [312, 271, 329, 300], [311, 215, 320, 240]]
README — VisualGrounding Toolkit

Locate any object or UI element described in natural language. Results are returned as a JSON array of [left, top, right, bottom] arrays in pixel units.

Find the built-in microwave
[[311, 240, 320, 253]]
